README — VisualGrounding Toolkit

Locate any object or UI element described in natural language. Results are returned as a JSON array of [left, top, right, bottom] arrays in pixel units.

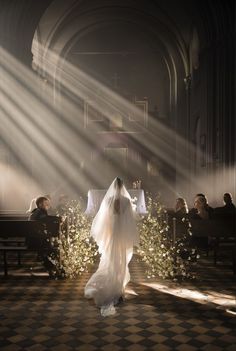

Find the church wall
[[0, 0, 234, 209], [188, 0, 235, 205]]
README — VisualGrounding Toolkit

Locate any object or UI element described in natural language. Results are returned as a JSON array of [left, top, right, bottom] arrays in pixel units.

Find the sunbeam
[[0, 41, 235, 210], [142, 282, 236, 311]]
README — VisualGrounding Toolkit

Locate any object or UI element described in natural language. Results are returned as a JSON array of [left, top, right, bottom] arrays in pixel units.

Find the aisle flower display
[[50, 195, 198, 280], [137, 195, 199, 280], [49, 199, 98, 278]]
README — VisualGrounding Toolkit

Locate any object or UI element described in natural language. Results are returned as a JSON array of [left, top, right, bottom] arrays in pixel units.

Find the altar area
[[85, 189, 147, 216]]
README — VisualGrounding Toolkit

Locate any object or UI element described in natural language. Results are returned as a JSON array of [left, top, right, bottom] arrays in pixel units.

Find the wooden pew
[[0, 217, 60, 276], [0, 211, 28, 221], [189, 218, 236, 273], [170, 216, 236, 274]]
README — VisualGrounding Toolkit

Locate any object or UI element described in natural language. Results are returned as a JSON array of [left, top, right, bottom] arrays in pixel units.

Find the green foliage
[[49, 200, 98, 278], [137, 194, 199, 280], [50, 195, 198, 280]]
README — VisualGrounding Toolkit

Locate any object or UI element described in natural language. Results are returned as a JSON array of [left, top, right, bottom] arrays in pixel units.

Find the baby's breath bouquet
[[137, 194, 198, 280], [49, 199, 98, 278]]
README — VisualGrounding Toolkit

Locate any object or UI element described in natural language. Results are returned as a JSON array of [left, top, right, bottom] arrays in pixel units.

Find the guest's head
[[36, 196, 50, 211], [223, 193, 233, 205], [194, 193, 210, 208], [196, 193, 205, 198], [175, 198, 188, 213], [194, 196, 207, 211], [195, 193, 208, 203]]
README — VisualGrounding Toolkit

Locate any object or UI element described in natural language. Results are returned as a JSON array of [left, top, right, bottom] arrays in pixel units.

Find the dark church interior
[[0, 0, 235, 350]]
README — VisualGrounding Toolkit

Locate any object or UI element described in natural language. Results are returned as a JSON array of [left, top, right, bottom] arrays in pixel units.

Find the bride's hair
[[116, 177, 123, 189], [113, 177, 123, 214]]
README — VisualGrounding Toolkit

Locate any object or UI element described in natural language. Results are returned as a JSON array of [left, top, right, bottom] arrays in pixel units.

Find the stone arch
[[31, 0, 189, 127]]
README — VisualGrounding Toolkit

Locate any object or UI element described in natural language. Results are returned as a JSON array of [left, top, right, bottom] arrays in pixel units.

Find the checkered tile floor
[[0, 252, 236, 351]]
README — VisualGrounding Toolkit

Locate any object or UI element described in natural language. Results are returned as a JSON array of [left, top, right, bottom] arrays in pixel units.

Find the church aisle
[[0, 254, 236, 351]]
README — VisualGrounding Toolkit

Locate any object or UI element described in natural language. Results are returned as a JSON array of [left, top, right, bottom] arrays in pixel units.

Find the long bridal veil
[[84, 177, 139, 316]]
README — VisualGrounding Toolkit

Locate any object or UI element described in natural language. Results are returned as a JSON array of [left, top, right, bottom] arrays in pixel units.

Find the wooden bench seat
[[0, 237, 26, 268], [0, 217, 60, 276], [168, 215, 236, 274], [0, 245, 28, 276]]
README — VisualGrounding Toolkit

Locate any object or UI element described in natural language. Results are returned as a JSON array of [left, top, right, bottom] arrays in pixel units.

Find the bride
[[84, 177, 139, 316]]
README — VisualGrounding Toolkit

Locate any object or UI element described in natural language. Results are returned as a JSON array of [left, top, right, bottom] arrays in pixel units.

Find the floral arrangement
[[137, 194, 199, 280], [49, 195, 198, 280], [49, 199, 98, 278]]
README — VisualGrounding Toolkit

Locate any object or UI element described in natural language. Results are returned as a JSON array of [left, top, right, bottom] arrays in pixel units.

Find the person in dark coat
[[29, 196, 50, 221], [214, 193, 236, 219], [222, 193, 235, 214], [28, 196, 54, 274], [175, 197, 189, 219]]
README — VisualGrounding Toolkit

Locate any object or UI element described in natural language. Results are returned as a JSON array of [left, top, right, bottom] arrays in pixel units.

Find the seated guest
[[165, 198, 189, 239], [194, 196, 209, 219], [222, 193, 235, 213], [175, 198, 188, 218], [28, 196, 57, 275], [189, 194, 214, 219], [26, 194, 52, 214], [29, 196, 50, 221], [214, 193, 236, 218]]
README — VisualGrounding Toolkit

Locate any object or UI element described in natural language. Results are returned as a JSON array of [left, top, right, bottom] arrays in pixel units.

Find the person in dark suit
[[28, 196, 54, 274], [175, 197, 189, 219], [214, 193, 236, 219], [29, 196, 50, 221], [222, 193, 235, 214]]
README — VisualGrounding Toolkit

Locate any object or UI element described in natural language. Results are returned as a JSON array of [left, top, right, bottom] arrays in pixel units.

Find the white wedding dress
[[84, 178, 139, 316]]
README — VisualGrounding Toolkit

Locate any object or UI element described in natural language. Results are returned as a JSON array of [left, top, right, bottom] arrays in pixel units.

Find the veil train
[[84, 177, 139, 316]]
